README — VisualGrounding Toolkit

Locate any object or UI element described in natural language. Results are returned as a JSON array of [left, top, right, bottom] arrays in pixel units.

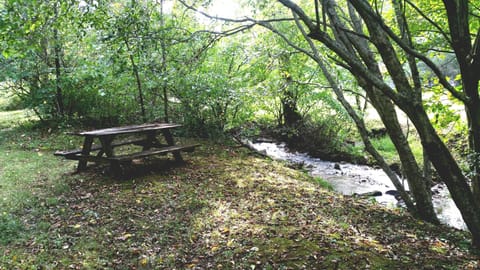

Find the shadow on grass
[[82, 157, 190, 181], [1, 143, 479, 269]]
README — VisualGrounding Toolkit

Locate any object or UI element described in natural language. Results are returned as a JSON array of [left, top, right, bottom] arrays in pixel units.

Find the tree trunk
[[443, 0, 480, 206], [406, 104, 480, 246], [367, 88, 438, 223], [53, 3, 64, 117], [345, 1, 438, 223], [464, 74, 480, 206], [281, 88, 302, 128], [352, 0, 480, 245], [124, 38, 147, 123], [294, 14, 416, 213], [279, 0, 480, 247], [467, 98, 480, 206], [160, 0, 169, 123]]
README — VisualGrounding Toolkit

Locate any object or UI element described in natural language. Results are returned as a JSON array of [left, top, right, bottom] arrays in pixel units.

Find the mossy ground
[[1, 111, 479, 269]]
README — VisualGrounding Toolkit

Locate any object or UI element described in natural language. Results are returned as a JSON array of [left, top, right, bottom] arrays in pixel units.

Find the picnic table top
[[72, 123, 182, 137]]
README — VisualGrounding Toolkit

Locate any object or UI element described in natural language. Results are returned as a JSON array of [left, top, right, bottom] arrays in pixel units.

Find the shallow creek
[[250, 141, 466, 230]]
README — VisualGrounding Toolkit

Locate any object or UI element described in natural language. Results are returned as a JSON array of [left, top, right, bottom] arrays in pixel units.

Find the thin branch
[[349, 0, 468, 103], [193, 24, 256, 37], [404, 0, 452, 43], [277, 0, 317, 31], [425, 47, 455, 54], [256, 21, 317, 60], [178, 0, 293, 24]]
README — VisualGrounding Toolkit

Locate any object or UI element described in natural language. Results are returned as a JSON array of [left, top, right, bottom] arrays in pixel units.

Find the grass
[[312, 176, 334, 191], [370, 135, 424, 165], [1, 110, 479, 269]]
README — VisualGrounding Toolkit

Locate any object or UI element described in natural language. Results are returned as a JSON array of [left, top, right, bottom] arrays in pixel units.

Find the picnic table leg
[[98, 135, 122, 174], [77, 136, 94, 172], [162, 129, 184, 162], [99, 136, 115, 157], [143, 130, 156, 151]]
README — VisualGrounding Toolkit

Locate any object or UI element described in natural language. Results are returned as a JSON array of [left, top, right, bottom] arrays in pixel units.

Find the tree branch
[[404, 0, 452, 43], [178, 0, 293, 25], [349, 0, 468, 103], [277, 0, 318, 31]]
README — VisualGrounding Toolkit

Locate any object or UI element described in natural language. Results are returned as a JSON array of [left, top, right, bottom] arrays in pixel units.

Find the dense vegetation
[[2, 0, 480, 264]]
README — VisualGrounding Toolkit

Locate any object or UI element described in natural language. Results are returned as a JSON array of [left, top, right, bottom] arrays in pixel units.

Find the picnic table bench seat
[[56, 143, 199, 163], [54, 138, 152, 158], [107, 144, 199, 162]]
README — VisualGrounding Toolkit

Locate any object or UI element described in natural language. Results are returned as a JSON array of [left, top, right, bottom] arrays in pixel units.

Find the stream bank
[[250, 140, 466, 230]]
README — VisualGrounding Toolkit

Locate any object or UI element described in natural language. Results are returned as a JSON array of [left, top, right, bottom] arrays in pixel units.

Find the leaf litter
[[1, 141, 480, 269]]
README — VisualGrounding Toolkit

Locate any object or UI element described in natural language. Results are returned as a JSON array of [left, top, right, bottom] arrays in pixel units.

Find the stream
[[250, 141, 466, 230]]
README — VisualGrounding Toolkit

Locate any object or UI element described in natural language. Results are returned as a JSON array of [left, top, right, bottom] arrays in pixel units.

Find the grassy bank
[[1, 112, 479, 269]]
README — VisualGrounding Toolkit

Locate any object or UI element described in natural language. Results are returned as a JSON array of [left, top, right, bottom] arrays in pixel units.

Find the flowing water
[[250, 141, 466, 230]]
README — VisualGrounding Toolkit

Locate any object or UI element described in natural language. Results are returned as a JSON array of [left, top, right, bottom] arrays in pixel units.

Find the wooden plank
[[54, 138, 153, 157], [64, 154, 111, 163], [76, 123, 182, 136], [108, 144, 199, 162]]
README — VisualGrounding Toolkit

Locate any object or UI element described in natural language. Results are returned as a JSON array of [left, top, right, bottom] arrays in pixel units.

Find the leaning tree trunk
[[406, 104, 480, 246], [124, 38, 147, 123], [344, 1, 438, 223], [349, 0, 480, 243], [367, 87, 438, 223], [278, 0, 480, 246], [443, 0, 480, 206], [466, 96, 480, 206], [293, 13, 417, 214]]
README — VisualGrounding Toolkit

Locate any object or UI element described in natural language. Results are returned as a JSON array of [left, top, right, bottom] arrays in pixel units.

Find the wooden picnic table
[[55, 123, 199, 173]]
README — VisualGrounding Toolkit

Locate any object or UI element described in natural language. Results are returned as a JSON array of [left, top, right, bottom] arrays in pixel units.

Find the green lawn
[[1, 111, 479, 269]]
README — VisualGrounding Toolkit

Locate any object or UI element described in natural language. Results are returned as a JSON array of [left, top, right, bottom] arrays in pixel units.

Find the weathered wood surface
[[107, 144, 200, 162], [72, 123, 182, 136], [54, 138, 156, 157], [56, 144, 198, 163]]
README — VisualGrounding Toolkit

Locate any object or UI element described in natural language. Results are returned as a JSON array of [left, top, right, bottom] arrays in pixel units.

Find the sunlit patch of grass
[[0, 144, 74, 206], [311, 176, 334, 191], [0, 116, 75, 251], [0, 110, 37, 129], [370, 135, 424, 166], [371, 136, 397, 161]]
